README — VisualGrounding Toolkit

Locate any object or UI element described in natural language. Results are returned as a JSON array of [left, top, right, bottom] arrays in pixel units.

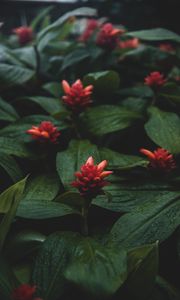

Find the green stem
[[71, 113, 81, 139], [34, 44, 40, 78], [81, 205, 89, 236]]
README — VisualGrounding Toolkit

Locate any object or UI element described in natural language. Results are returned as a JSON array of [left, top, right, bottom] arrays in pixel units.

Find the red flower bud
[[140, 148, 176, 172], [159, 43, 175, 53], [119, 38, 140, 49], [26, 121, 60, 143], [144, 71, 167, 88], [96, 23, 124, 50], [79, 19, 99, 42], [72, 156, 113, 199], [13, 26, 33, 45], [11, 284, 36, 300], [62, 79, 93, 113]]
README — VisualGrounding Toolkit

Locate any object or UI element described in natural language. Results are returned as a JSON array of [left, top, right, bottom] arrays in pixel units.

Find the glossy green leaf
[[0, 152, 23, 182], [17, 200, 80, 219], [21, 96, 64, 115], [0, 97, 19, 122], [82, 105, 142, 136], [126, 28, 180, 42], [145, 106, 180, 154], [83, 70, 120, 95], [110, 190, 180, 249], [0, 137, 32, 157], [32, 231, 82, 300], [121, 243, 158, 300], [99, 147, 147, 170], [64, 238, 127, 298], [22, 173, 60, 202], [0, 177, 27, 250]]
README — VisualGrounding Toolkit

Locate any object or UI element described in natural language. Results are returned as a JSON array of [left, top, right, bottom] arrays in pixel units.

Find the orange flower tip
[[26, 129, 40, 136], [140, 148, 155, 160], [86, 156, 94, 166], [111, 28, 123, 36], [41, 131, 50, 138], [100, 171, 113, 178], [97, 160, 108, 171], [62, 80, 71, 93], [75, 79, 82, 85]]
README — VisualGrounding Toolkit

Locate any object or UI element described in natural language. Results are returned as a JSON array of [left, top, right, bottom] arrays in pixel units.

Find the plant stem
[[81, 205, 89, 236], [34, 44, 40, 78], [71, 113, 81, 139]]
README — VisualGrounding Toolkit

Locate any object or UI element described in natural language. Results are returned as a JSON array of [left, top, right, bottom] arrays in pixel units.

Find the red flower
[[26, 121, 60, 143], [119, 38, 140, 49], [72, 156, 113, 199], [79, 19, 99, 42], [96, 23, 125, 50], [11, 284, 36, 300], [62, 79, 93, 113], [159, 43, 175, 53], [144, 71, 167, 88], [13, 26, 33, 45], [140, 148, 176, 172]]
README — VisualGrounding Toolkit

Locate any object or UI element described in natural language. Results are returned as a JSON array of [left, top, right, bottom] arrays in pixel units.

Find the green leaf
[[32, 232, 82, 300], [38, 7, 96, 51], [0, 137, 32, 157], [121, 243, 158, 300], [0, 97, 19, 122], [22, 173, 60, 202], [30, 6, 54, 30], [149, 276, 180, 300], [145, 106, 180, 154], [119, 86, 154, 98], [64, 238, 127, 298], [0, 177, 27, 250], [5, 230, 46, 263], [83, 70, 120, 95], [93, 178, 173, 213], [82, 105, 142, 136], [56, 139, 100, 189], [126, 28, 180, 42], [0, 152, 23, 182], [0, 63, 35, 89], [17, 200, 79, 219], [43, 82, 63, 98], [109, 190, 180, 249], [99, 147, 147, 170], [61, 48, 89, 71], [55, 191, 84, 207], [21, 96, 64, 115]]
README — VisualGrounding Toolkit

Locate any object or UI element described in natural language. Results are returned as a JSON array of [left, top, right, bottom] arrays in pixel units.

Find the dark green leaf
[[0, 97, 19, 122], [145, 106, 180, 154], [126, 28, 180, 42], [82, 105, 142, 136], [0, 152, 23, 182]]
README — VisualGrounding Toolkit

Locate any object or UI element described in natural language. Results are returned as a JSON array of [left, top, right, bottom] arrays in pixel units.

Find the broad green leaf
[[119, 86, 154, 98], [5, 230, 46, 263], [11, 47, 37, 69], [0, 97, 19, 122], [64, 238, 127, 298], [61, 48, 89, 71], [0, 152, 23, 182], [83, 70, 120, 95], [82, 105, 142, 136], [32, 232, 82, 300], [0, 137, 32, 157], [109, 190, 180, 249], [0, 177, 27, 250], [17, 200, 79, 219], [126, 28, 180, 43], [38, 7, 96, 50], [93, 178, 174, 213], [120, 243, 158, 300], [22, 173, 60, 202], [20, 96, 64, 115], [0, 63, 35, 89], [55, 191, 84, 207], [99, 147, 147, 170], [145, 106, 180, 154], [43, 82, 63, 98], [56, 139, 100, 189], [30, 6, 54, 30], [121, 97, 149, 114], [0, 257, 18, 300]]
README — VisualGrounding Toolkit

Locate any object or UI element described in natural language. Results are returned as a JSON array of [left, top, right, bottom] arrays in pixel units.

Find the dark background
[[0, 0, 179, 33]]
